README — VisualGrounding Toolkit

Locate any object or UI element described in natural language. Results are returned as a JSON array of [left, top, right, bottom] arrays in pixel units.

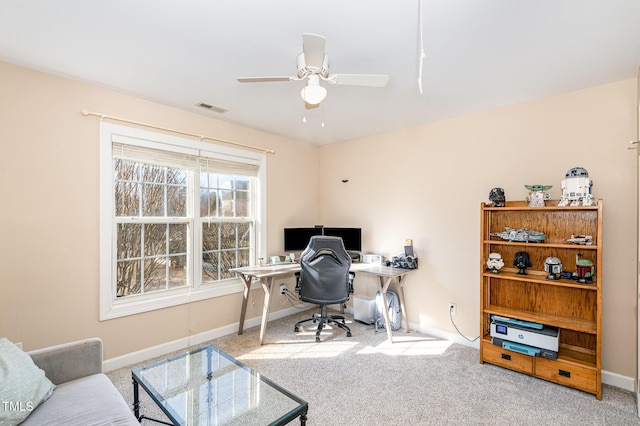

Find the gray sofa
[[23, 338, 138, 426]]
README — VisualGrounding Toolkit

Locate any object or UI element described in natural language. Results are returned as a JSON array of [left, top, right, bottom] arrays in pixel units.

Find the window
[[100, 123, 266, 320]]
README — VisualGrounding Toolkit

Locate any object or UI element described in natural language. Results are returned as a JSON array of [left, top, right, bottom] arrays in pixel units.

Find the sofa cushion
[[20, 373, 138, 426], [0, 338, 55, 425]]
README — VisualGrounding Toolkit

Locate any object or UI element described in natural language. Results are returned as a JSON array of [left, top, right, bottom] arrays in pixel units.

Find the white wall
[[319, 79, 637, 380], [1, 59, 637, 384], [0, 61, 320, 359]]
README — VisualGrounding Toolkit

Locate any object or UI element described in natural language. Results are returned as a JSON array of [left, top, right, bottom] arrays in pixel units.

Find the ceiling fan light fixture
[[300, 75, 327, 105]]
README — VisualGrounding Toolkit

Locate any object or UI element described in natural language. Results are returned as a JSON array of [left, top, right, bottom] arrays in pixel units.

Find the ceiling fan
[[237, 33, 389, 109]]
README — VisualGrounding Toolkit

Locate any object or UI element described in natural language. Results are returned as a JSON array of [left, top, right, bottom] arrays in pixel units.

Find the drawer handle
[[559, 369, 571, 378], [501, 353, 511, 361]]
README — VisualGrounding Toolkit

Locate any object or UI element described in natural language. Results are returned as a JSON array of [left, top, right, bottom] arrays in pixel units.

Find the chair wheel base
[[294, 306, 352, 343]]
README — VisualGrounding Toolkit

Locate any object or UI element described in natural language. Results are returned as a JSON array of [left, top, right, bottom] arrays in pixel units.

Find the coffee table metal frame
[[131, 345, 308, 425]]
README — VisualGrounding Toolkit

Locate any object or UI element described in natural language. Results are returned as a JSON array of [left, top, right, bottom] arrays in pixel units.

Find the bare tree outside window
[[114, 159, 188, 297], [114, 157, 254, 298], [200, 173, 253, 284], [101, 126, 263, 321]]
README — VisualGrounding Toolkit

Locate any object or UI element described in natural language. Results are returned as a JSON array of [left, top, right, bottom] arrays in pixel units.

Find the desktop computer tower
[[354, 295, 376, 324]]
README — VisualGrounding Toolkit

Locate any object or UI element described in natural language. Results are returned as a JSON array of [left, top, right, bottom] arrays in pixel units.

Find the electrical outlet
[[448, 303, 456, 316], [280, 284, 287, 295]]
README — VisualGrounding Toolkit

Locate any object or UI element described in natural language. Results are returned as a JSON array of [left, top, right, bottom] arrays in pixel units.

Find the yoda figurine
[[525, 184, 552, 207]]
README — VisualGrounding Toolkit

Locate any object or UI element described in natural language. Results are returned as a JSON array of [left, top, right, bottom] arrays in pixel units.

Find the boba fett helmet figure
[[575, 256, 594, 284]]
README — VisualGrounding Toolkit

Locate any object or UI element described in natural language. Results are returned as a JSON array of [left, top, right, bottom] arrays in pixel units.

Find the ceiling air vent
[[196, 102, 229, 114]]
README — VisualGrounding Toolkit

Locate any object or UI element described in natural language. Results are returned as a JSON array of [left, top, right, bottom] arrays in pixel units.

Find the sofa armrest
[[27, 337, 103, 385]]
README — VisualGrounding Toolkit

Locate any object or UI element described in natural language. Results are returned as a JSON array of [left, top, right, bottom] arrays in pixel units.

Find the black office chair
[[294, 236, 355, 342]]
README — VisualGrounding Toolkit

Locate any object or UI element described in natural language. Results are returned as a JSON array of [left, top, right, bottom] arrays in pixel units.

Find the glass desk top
[[132, 345, 308, 426]]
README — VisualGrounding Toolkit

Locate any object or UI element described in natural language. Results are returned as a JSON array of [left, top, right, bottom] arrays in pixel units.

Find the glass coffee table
[[132, 345, 308, 425]]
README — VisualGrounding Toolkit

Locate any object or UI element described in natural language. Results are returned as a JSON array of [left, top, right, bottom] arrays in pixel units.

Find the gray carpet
[[108, 309, 639, 425]]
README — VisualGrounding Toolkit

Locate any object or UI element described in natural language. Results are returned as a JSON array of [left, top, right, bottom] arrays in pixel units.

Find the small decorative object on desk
[[486, 252, 504, 273], [558, 166, 594, 207], [575, 254, 595, 283], [391, 254, 418, 269], [488, 187, 505, 207], [565, 234, 593, 245], [404, 239, 414, 257], [544, 256, 563, 280], [490, 227, 545, 243], [270, 255, 291, 264], [525, 184, 552, 207], [514, 251, 532, 275]]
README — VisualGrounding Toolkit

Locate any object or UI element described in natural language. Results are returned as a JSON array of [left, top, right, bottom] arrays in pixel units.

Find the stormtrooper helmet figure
[[486, 253, 504, 273]]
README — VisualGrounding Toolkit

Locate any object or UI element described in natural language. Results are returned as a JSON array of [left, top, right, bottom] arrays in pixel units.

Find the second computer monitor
[[322, 227, 362, 252]]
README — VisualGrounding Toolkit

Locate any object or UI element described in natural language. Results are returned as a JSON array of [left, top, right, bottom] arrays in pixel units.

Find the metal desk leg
[[238, 274, 252, 335], [258, 277, 274, 345], [396, 275, 410, 333], [378, 276, 394, 343]]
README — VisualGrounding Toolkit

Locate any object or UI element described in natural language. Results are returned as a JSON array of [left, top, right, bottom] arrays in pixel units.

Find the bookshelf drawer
[[482, 342, 533, 374], [535, 358, 596, 393]]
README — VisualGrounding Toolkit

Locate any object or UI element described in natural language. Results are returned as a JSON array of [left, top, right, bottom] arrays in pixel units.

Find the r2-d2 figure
[[558, 167, 593, 207]]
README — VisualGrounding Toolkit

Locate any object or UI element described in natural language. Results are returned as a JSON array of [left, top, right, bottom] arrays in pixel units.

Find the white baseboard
[[104, 310, 636, 393], [411, 321, 635, 393], [602, 370, 635, 392], [102, 305, 304, 373]]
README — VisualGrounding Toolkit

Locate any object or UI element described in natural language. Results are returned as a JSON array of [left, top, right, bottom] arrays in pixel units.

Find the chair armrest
[[27, 338, 103, 385]]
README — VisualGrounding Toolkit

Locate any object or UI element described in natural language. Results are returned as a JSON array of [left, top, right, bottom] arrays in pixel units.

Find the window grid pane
[[114, 155, 190, 298], [115, 159, 188, 219], [116, 221, 189, 297], [201, 221, 252, 283], [200, 174, 253, 220], [199, 172, 254, 285], [112, 145, 258, 301]]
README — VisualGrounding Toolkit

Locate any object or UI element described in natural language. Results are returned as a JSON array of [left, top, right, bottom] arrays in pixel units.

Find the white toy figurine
[[558, 167, 593, 207], [486, 253, 504, 273], [525, 184, 552, 207]]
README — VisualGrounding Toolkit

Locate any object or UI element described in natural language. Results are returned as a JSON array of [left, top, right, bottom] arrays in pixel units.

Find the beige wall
[[1, 60, 637, 381], [0, 61, 320, 359], [318, 78, 638, 379]]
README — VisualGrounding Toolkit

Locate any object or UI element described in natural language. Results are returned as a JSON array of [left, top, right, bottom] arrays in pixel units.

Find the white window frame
[[99, 123, 267, 321]]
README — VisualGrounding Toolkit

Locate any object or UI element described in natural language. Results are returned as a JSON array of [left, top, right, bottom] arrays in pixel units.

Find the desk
[[230, 263, 414, 345]]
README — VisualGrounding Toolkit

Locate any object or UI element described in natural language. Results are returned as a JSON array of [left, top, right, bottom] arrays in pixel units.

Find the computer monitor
[[283, 227, 323, 252], [322, 227, 362, 252]]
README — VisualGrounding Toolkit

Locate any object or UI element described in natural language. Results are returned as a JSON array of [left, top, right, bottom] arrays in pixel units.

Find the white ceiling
[[1, 1, 639, 145]]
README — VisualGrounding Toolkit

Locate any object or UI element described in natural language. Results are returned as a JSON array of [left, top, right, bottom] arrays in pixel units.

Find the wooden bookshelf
[[479, 200, 602, 399]]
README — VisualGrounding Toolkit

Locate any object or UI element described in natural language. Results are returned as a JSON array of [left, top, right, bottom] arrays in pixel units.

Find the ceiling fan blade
[[302, 33, 326, 72], [329, 74, 389, 87], [237, 76, 295, 83]]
